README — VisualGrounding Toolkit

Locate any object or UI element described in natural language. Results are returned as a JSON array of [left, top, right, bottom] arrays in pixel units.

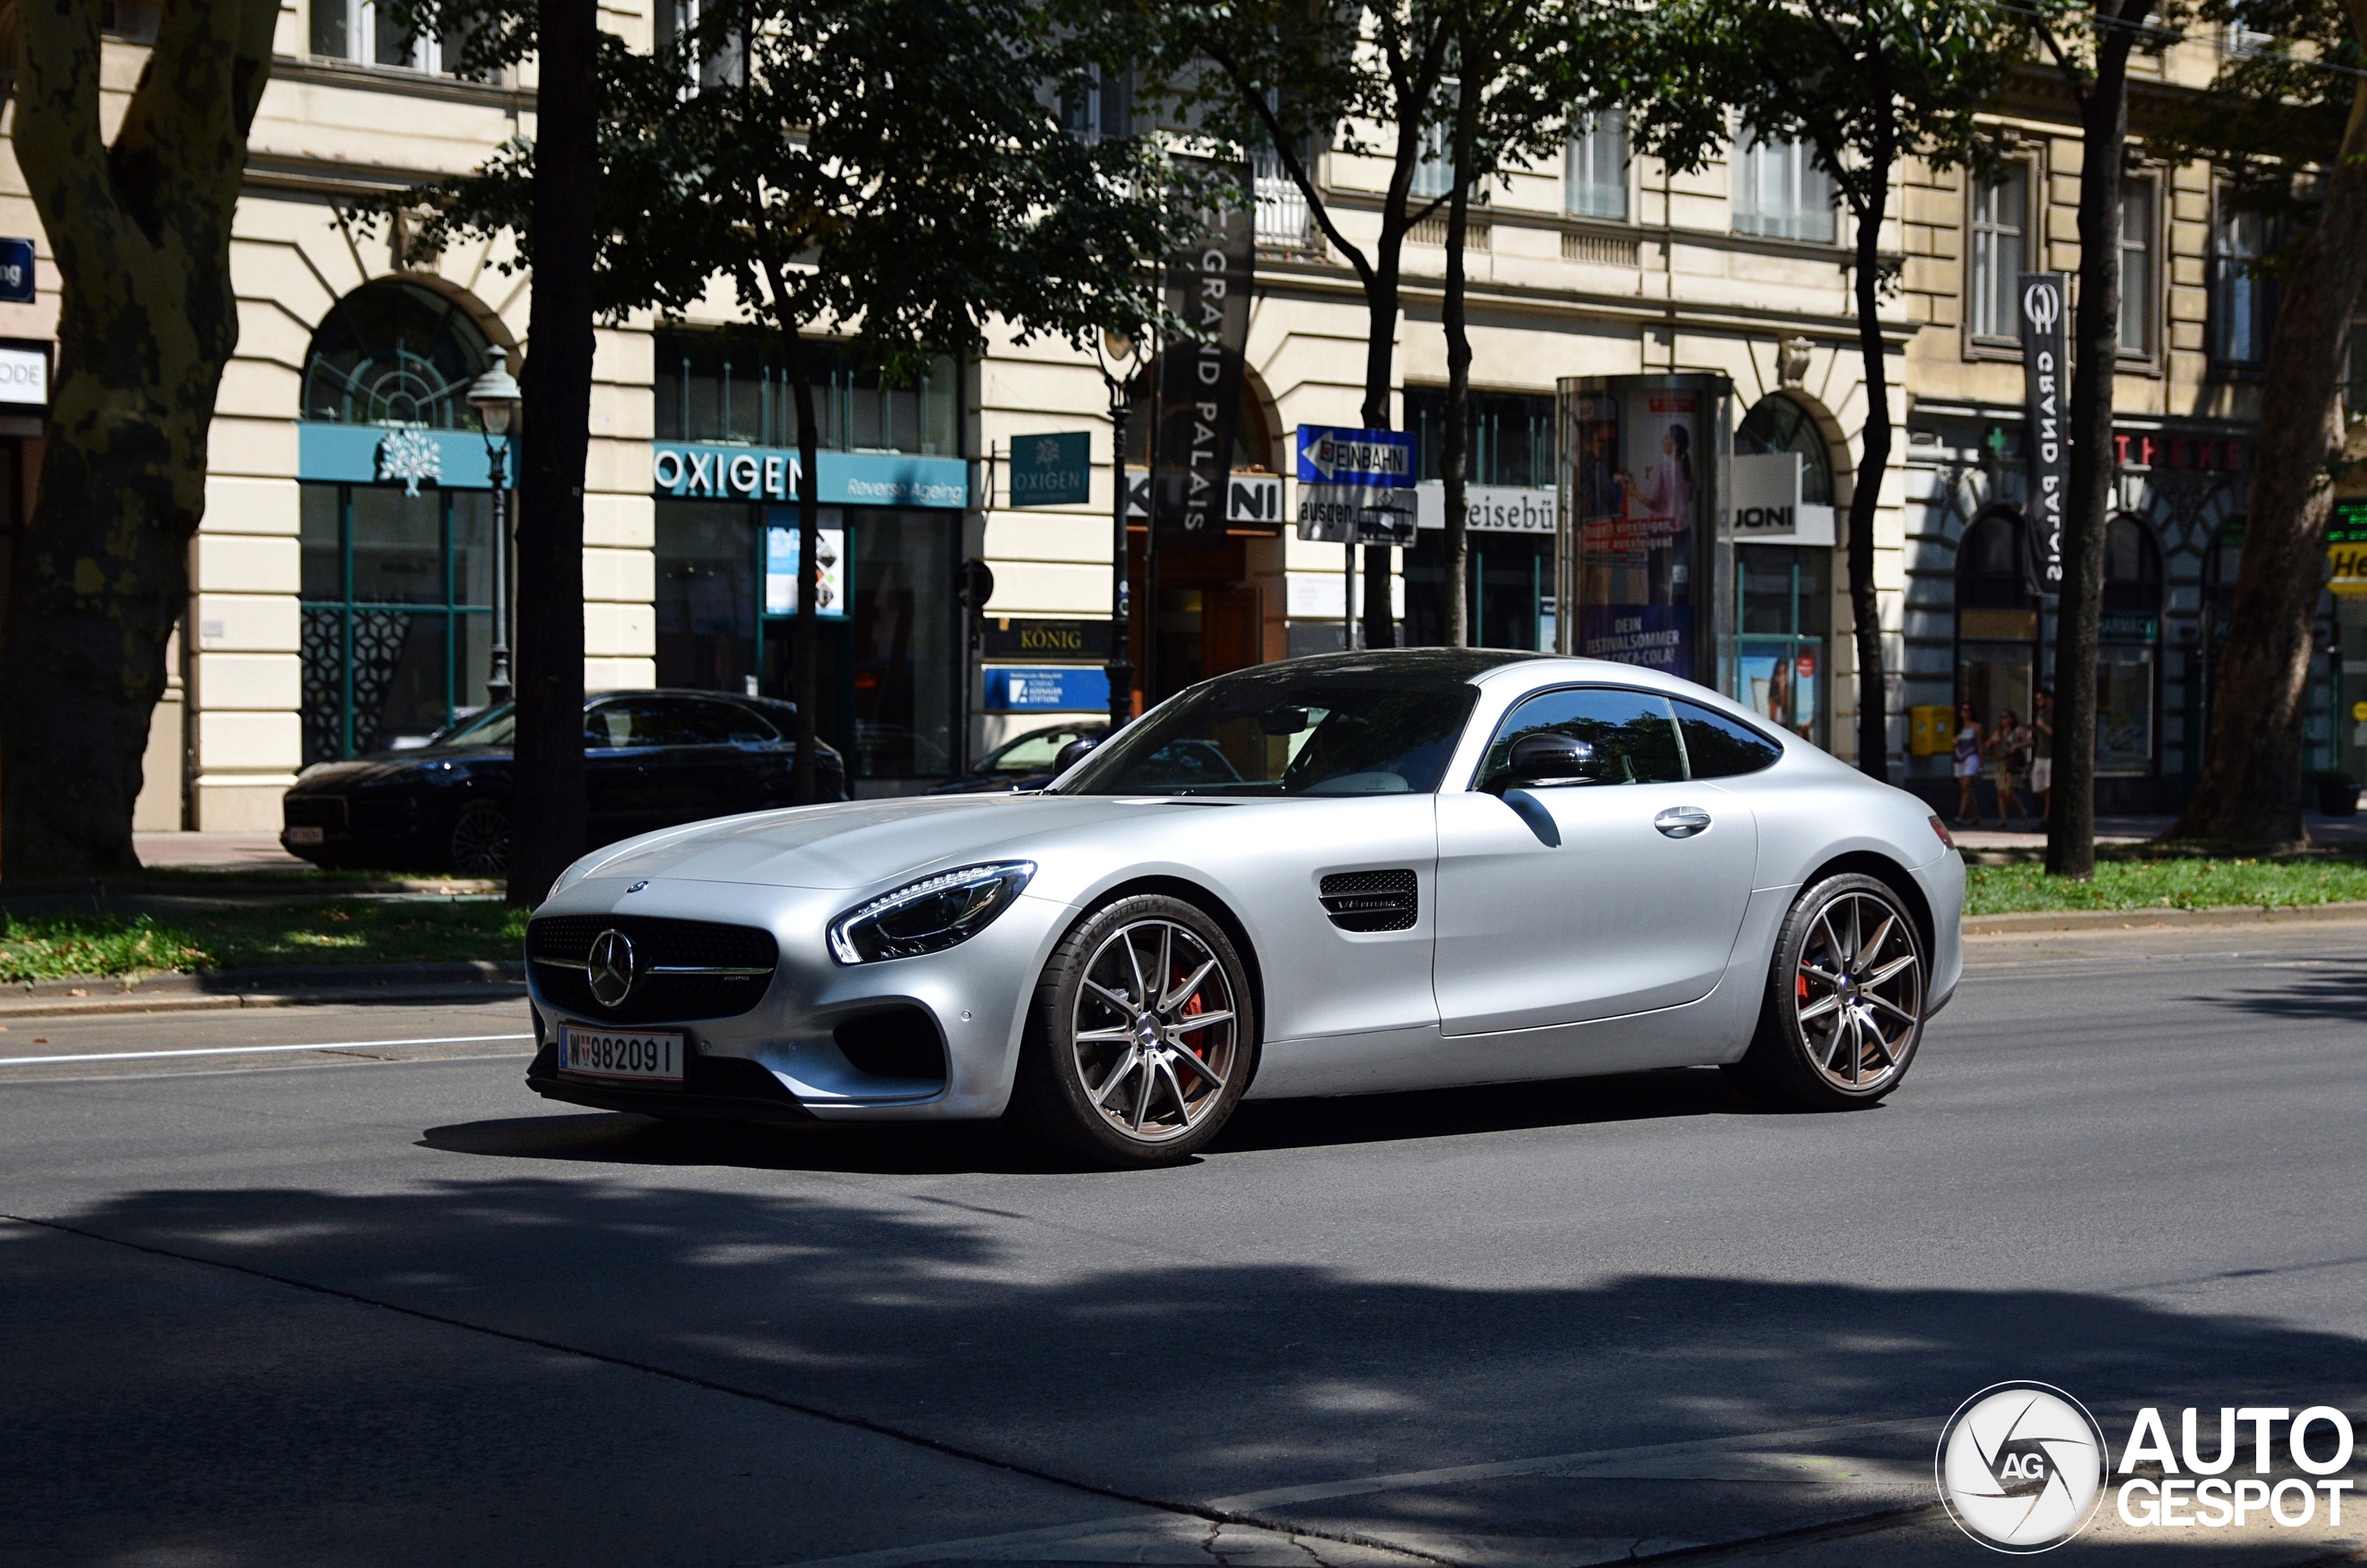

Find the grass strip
[[0, 900, 530, 982], [1965, 858, 2367, 916]]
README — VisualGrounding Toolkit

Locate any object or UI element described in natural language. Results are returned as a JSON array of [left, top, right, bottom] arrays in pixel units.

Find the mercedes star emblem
[[586, 928, 637, 1008]]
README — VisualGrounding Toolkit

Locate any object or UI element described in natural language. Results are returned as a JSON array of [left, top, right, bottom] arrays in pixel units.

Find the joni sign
[[2018, 272, 2070, 590], [651, 442, 968, 508], [1125, 470, 1282, 525], [1730, 453, 1836, 545]]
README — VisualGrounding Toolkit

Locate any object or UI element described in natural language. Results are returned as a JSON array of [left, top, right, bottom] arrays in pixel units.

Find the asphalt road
[[6, 926, 2367, 1567]]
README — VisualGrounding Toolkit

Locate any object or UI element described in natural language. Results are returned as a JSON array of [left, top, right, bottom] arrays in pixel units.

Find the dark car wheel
[[448, 801, 512, 876], [1725, 872, 1927, 1110], [1012, 894, 1256, 1168]]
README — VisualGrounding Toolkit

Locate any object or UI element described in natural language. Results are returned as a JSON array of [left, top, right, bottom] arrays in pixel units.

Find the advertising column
[[1555, 374, 1733, 690]]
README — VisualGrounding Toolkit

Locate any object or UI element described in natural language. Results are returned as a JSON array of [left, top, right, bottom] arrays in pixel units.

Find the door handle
[[1654, 805, 1712, 839]]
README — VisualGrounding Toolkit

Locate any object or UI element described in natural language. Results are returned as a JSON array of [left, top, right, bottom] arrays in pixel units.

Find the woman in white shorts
[[1953, 702, 1984, 827]]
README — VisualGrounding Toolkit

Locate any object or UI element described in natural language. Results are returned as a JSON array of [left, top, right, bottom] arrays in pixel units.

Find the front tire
[[448, 800, 512, 876], [1012, 895, 1255, 1168], [1727, 872, 1926, 1110]]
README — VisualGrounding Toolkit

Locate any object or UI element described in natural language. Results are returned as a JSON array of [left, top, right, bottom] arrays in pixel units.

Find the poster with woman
[[1574, 387, 1700, 677]]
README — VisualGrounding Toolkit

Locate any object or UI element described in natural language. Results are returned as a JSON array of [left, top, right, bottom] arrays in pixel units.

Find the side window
[[1673, 700, 1784, 778], [991, 729, 1081, 772], [714, 701, 781, 743], [584, 702, 635, 748], [584, 699, 685, 748], [667, 698, 772, 744], [1485, 687, 1685, 785]]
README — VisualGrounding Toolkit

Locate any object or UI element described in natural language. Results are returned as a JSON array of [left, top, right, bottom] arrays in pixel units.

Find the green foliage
[[1627, 0, 2030, 204], [0, 900, 531, 981], [376, 0, 1194, 368], [2148, 0, 2361, 247], [1965, 856, 2367, 914]]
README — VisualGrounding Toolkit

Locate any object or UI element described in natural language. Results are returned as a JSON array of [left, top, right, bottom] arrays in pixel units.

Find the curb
[[1964, 900, 2367, 937], [0, 960, 525, 1018]]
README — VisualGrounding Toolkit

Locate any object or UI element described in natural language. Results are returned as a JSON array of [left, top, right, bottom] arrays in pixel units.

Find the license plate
[[286, 826, 325, 845], [558, 1025, 685, 1083]]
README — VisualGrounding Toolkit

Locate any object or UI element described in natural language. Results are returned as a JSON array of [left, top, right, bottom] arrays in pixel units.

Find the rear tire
[[1012, 894, 1255, 1168], [448, 800, 512, 876], [1726, 872, 1926, 1110]]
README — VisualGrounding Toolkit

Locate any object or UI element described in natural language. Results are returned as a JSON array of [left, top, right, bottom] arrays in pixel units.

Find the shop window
[[1566, 111, 1629, 221], [1404, 387, 1554, 488], [1955, 508, 2040, 742], [656, 502, 958, 781], [1968, 165, 2028, 342], [2097, 515, 2161, 773], [655, 331, 959, 457], [1734, 394, 1834, 504], [299, 483, 496, 764], [302, 281, 495, 429], [1733, 127, 1834, 244], [1404, 534, 1554, 653], [1737, 545, 1829, 746]]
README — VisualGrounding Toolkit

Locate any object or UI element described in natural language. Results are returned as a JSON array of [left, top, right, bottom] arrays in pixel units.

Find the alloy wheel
[[1069, 917, 1239, 1144], [1795, 890, 1922, 1092], [449, 802, 511, 876]]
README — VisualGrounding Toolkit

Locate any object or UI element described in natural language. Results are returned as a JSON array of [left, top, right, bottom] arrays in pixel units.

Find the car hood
[[570, 793, 1203, 891], [291, 748, 509, 789]]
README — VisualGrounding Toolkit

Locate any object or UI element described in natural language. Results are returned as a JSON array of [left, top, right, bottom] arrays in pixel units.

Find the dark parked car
[[281, 690, 847, 875], [928, 722, 1110, 795]]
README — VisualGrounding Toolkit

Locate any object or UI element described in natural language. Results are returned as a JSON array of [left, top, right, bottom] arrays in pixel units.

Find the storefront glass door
[[1735, 544, 1828, 744]]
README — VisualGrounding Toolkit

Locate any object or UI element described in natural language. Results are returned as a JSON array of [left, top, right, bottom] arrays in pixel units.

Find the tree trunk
[[505, 0, 595, 907], [781, 329, 823, 803], [1356, 142, 1419, 651], [2, 0, 275, 876], [2046, 14, 2140, 880], [1846, 134, 1893, 781], [1440, 67, 1479, 651], [2169, 19, 2367, 849]]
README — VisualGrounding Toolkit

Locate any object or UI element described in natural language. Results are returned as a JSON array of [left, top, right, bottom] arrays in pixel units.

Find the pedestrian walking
[[1953, 702, 1984, 827], [2030, 686, 2054, 825], [1990, 708, 2031, 826]]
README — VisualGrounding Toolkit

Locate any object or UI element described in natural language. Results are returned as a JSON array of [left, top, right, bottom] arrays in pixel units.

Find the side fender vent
[[1319, 869, 1418, 932]]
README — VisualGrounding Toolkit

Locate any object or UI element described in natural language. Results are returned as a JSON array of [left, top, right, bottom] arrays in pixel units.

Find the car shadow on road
[[2195, 963, 2367, 1023], [419, 1067, 1786, 1174], [8, 1173, 2364, 1567]]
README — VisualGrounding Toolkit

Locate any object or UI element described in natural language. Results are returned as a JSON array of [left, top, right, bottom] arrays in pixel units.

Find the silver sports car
[[523, 649, 1964, 1165]]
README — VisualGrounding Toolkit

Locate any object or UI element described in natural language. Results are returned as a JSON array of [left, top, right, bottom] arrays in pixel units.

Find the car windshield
[[427, 703, 516, 749], [1052, 668, 1479, 797]]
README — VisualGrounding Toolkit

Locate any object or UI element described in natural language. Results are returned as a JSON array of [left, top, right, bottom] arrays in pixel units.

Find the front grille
[[1319, 869, 1418, 932], [284, 795, 348, 828], [527, 914, 779, 1023]]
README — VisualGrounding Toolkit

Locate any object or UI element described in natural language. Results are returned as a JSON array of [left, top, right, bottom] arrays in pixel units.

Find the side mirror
[[1051, 738, 1099, 773], [1259, 706, 1310, 735], [1490, 732, 1601, 790]]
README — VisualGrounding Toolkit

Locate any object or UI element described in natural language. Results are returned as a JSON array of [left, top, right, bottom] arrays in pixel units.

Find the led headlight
[[827, 862, 1036, 964]]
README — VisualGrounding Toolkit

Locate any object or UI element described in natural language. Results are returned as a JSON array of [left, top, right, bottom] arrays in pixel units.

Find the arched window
[[1956, 508, 2035, 612], [2103, 514, 2163, 616], [1956, 507, 2039, 742], [302, 280, 495, 428], [1735, 394, 1834, 505]]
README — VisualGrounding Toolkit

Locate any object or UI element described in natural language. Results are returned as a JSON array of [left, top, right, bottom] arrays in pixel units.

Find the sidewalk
[[133, 831, 309, 872], [1951, 812, 2367, 852]]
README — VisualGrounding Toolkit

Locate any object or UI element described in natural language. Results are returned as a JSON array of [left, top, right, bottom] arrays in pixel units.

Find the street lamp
[[1093, 325, 1141, 734], [466, 347, 522, 706]]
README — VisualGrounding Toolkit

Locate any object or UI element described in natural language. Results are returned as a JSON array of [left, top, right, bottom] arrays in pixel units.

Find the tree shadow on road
[[6, 1167, 2362, 1567]]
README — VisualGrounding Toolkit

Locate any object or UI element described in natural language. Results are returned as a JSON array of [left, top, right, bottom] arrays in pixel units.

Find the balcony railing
[[1252, 149, 1318, 253]]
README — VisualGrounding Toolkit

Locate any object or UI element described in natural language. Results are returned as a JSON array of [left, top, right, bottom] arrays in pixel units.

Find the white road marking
[[0, 1033, 533, 1067]]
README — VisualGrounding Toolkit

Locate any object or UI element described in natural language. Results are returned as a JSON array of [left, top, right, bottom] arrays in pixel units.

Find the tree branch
[[1206, 39, 1375, 289]]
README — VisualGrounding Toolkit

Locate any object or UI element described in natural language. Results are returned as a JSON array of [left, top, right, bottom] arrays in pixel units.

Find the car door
[[1433, 684, 1760, 1036], [629, 697, 749, 826], [582, 698, 676, 842]]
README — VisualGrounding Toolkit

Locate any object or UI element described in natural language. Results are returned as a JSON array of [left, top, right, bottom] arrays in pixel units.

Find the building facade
[[0, 11, 2287, 841]]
